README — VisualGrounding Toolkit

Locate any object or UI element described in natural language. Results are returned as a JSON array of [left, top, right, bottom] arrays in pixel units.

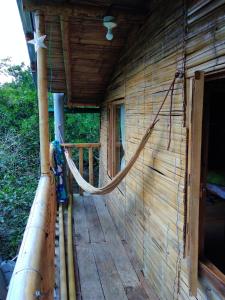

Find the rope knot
[[175, 70, 184, 79]]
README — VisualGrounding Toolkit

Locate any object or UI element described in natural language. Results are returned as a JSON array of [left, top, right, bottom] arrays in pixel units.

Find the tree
[[0, 59, 100, 258], [0, 59, 39, 258]]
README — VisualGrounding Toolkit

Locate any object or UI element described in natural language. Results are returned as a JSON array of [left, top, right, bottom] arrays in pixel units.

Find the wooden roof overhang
[[18, 0, 150, 108]]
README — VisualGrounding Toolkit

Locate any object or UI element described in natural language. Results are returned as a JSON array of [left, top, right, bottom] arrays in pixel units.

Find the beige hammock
[[64, 73, 179, 195]]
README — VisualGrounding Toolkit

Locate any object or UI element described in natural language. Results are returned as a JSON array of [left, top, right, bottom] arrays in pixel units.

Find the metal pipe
[[53, 93, 65, 142]]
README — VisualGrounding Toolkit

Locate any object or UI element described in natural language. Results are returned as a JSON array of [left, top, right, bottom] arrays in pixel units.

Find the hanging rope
[[63, 71, 182, 195], [167, 77, 175, 150]]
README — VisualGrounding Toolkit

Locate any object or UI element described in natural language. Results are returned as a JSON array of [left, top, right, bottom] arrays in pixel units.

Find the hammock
[[64, 119, 158, 195], [63, 72, 180, 195]]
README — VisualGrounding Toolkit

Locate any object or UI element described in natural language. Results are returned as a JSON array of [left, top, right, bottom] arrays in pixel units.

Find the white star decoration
[[28, 32, 47, 52]]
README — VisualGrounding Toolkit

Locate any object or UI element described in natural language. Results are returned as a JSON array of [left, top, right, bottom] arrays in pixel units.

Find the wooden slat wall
[[99, 0, 225, 299]]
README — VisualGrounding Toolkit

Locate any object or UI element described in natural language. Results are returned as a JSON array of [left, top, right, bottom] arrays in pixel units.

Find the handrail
[[61, 142, 100, 148], [7, 175, 56, 300]]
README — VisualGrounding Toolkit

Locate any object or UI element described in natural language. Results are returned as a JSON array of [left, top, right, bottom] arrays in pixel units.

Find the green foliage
[[0, 59, 100, 259], [0, 60, 39, 258], [64, 113, 100, 184], [65, 113, 100, 143]]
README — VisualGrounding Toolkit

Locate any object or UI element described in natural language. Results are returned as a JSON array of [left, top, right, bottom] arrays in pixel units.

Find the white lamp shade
[[103, 16, 117, 41]]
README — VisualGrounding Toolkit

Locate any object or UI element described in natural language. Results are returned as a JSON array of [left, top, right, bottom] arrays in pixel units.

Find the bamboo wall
[[99, 0, 225, 299]]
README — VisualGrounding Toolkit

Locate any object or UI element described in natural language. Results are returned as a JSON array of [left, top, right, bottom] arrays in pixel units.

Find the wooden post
[[35, 11, 50, 174], [89, 147, 94, 185], [189, 71, 204, 296], [60, 16, 72, 106], [79, 148, 83, 195], [67, 148, 73, 196]]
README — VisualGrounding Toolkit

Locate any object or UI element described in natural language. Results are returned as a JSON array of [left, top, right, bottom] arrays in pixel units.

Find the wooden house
[[7, 0, 225, 299]]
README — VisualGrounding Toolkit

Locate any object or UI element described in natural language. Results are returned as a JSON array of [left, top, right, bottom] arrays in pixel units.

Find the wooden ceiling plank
[[23, 1, 145, 22], [60, 15, 72, 106]]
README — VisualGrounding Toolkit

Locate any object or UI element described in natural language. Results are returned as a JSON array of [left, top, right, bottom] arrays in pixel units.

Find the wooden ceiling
[[22, 0, 150, 107]]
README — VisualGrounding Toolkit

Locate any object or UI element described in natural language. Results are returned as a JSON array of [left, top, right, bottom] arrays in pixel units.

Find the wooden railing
[[7, 143, 100, 299], [62, 143, 101, 195], [7, 175, 56, 300]]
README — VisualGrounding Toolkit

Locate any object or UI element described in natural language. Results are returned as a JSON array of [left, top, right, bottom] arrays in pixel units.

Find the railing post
[[67, 148, 73, 195], [35, 11, 50, 175], [89, 147, 94, 185], [79, 148, 83, 195]]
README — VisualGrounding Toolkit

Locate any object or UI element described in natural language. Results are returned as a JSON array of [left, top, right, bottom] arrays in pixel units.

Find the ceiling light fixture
[[103, 16, 117, 41]]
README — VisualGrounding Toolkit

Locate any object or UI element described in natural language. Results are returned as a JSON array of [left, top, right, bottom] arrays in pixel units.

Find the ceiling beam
[[23, 1, 145, 22], [60, 15, 72, 107]]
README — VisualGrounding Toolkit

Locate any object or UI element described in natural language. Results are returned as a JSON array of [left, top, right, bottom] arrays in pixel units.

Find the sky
[[0, 0, 30, 83]]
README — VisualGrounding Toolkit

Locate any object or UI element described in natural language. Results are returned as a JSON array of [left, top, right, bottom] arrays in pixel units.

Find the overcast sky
[[0, 1, 30, 82]]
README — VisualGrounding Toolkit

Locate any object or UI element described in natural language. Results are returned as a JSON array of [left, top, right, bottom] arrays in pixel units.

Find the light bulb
[[103, 16, 117, 41], [106, 29, 113, 41]]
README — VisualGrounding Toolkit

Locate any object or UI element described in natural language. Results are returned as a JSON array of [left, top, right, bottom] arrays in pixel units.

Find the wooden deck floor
[[73, 195, 158, 300]]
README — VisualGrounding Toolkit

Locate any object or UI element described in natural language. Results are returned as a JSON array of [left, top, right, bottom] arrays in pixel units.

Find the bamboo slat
[[59, 204, 68, 300], [67, 195, 76, 299], [35, 11, 50, 175]]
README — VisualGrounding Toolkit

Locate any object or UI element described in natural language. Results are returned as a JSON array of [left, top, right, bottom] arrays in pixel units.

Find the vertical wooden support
[[67, 148, 73, 196], [60, 15, 72, 106], [35, 11, 50, 174], [42, 176, 57, 299], [79, 148, 83, 195], [65, 150, 76, 299], [89, 147, 94, 185], [189, 71, 204, 296]]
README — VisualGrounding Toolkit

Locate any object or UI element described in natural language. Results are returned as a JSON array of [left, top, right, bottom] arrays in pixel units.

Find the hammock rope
[[63, 71, 181, 195]]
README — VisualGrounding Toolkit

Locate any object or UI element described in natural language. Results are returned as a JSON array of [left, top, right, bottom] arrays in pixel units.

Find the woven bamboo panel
[[99, 0, 225, 299]]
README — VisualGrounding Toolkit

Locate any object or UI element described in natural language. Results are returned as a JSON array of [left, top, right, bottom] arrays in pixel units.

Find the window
[[188, 71, 225, 296], [108, 100, 125, 177]]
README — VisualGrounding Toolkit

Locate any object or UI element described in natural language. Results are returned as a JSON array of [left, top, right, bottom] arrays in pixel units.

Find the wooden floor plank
[[93, 195, 118, 242], [73, 195, 89, 245], [73, 195, 157, 300], [83, 196, 105, 243], [92, 242, 128, 300], [122, 240, 159, 300], [76, 244, 105, 300], [126, 286, 151, 300], [94, 196, 140, 289]]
